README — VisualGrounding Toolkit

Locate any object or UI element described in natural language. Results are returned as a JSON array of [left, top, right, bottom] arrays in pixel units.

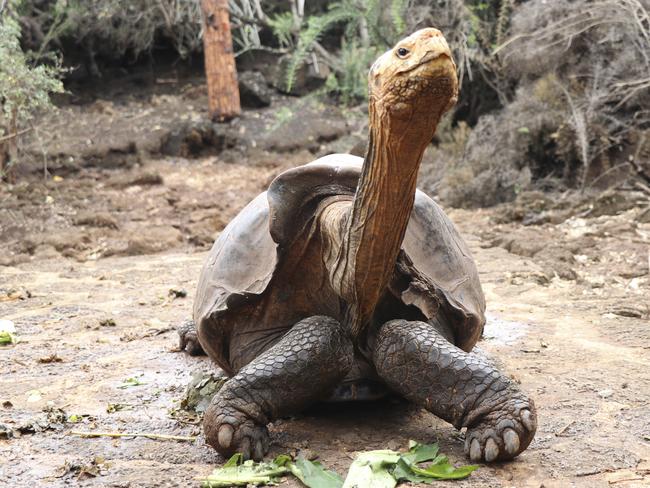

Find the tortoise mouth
[[402, 52, 455, 78]]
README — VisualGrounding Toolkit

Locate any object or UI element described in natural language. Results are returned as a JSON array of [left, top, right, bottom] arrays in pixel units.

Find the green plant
[[277, 0, 411, 100], [326, 39, 381, 104], [0, 3, 64, 180], [283, 3, 358, 93]]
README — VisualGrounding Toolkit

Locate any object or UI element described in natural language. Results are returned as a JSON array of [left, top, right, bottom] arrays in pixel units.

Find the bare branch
[[0, 128, 32, 143]]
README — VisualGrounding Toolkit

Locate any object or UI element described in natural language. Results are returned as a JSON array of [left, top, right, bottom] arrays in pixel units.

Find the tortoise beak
[[402, 33, 455, 76]]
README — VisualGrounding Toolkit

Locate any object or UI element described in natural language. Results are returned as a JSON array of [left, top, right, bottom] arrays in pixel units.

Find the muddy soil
[[1, 89, 650, 487]]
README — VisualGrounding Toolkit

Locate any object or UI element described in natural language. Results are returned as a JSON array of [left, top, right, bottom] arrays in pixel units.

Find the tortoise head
[[368, 28, 458, 134]]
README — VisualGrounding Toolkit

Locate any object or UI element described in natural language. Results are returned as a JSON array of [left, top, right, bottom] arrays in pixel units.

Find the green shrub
[[0, 3, 64, 179], [272, 0, 410, 102]]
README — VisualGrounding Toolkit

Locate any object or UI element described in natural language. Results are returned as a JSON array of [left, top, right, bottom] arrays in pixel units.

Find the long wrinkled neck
[[338, 101, 434, 336]]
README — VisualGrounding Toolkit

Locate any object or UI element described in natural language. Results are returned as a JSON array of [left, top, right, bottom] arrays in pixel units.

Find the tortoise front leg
[[372, 319, 537, 462], [203, 316, 353, 460], [177, 320, 205, 356]]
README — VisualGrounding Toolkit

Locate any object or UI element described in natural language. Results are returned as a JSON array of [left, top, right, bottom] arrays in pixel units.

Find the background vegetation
[[1, 0, 649, 205]]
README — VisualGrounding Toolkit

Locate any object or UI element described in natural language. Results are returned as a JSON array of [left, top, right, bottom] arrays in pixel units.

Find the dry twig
[[70, 430, 197, 442]]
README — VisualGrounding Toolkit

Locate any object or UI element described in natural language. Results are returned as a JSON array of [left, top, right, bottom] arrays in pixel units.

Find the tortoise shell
[[194, 154, 485, 375]]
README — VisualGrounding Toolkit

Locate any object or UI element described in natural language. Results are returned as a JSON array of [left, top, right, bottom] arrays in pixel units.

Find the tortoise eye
[[396, 47, 410, 58]]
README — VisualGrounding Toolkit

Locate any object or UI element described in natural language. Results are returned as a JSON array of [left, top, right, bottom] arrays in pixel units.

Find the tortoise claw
[[463, 397, 537, 462], [217, 424, 233, 449], [484, 438, 499, 462], [504, 428, 520, 455], [469, 438, 482, 462], [204, 402, 270, 461]]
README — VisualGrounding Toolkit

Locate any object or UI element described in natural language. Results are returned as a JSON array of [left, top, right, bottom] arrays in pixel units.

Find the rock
[[73, 211, 119, 229], [607, 305, 648, 319], [38, 354, 63, 364], [122, 226, 183, 255], [318, 133, 366, 158], [40, 230, 91, 253], [33, 245, 61, 260], [1, 287, 31, 301], [0, 423, 13, 439], [440, 166, 532, 209], [261, 105, 348, 153], [637, 206, 650, 223], [108, 171, 163, 188], [508, 238, 544, 258], [297, 448, 319, 461], [168, 288, 187, 299], [185, 221, 220, 248], [598, 389, 613, 399], [238, 71, 272, 108], [349, 138, 367, 157], [0, 253, 31, 266], [271, 54, 331, 96], [160, 119, 238, 158], [584, 189, 640, 217]]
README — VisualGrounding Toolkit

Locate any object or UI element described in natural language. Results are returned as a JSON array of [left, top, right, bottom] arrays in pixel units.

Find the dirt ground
[[1, 88, 650, 487]]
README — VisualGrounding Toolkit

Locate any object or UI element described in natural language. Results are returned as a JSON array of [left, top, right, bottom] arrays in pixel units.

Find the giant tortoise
[[180, 27, 537, 464]]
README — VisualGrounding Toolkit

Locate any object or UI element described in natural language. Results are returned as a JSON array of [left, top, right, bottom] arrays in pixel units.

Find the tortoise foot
[[204, 403, 270, 461], [177, 320, 205, 356], [464, 396, 537, 462], [201, 316, 353, 461]]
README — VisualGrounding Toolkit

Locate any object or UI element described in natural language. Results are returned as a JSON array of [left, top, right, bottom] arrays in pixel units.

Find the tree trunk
[[201, 0, 240, 122]]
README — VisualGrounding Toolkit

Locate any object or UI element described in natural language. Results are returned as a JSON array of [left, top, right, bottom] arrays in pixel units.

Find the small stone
[[168, 288, 187, 299], [0, 423, 13, 439], [73, 212, 119, 229], [597, 389, 613, 399], [121, 226, 183, 255], [637, 206, 650, 223], [385, 440, 400, 451], [38, 354, 63, 364], [238, 71, 272, 108], [297, 448, 319, 461]]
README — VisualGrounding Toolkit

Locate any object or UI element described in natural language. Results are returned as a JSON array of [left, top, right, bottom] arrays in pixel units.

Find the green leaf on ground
[[409, 461, 478, 480], [117, 377, 146, 389], [396, 441, 479, 481], [342, 450, 400, 488], [290, 457, 343, 488], [223, 453, 242, 468], [402, 440, 439, 464], [0, 331, 14, 345], [392, 458, 435, 483], [199, 440, 477, 487], [0, 320, 16, 345], [201, 454, 290, 487]]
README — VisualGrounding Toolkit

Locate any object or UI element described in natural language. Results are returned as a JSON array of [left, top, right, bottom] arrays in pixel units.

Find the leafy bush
[[19, 0, 204, 63], [0, 2, 64, 180], [266, 0, 411, 102], [499, 0, 650, 189], [18, 0, 284, 64]]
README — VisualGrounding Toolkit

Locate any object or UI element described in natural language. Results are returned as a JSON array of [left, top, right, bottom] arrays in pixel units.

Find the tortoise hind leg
[[177, 320, 205, 356], [204, 315, 353, 460], [372, 319, 537, 462]]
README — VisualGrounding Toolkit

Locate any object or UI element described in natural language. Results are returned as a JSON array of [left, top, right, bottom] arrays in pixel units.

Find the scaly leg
[[177, 320, 205, 356], [372, 319, 537, 462], [203, 315, 353, 460]]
